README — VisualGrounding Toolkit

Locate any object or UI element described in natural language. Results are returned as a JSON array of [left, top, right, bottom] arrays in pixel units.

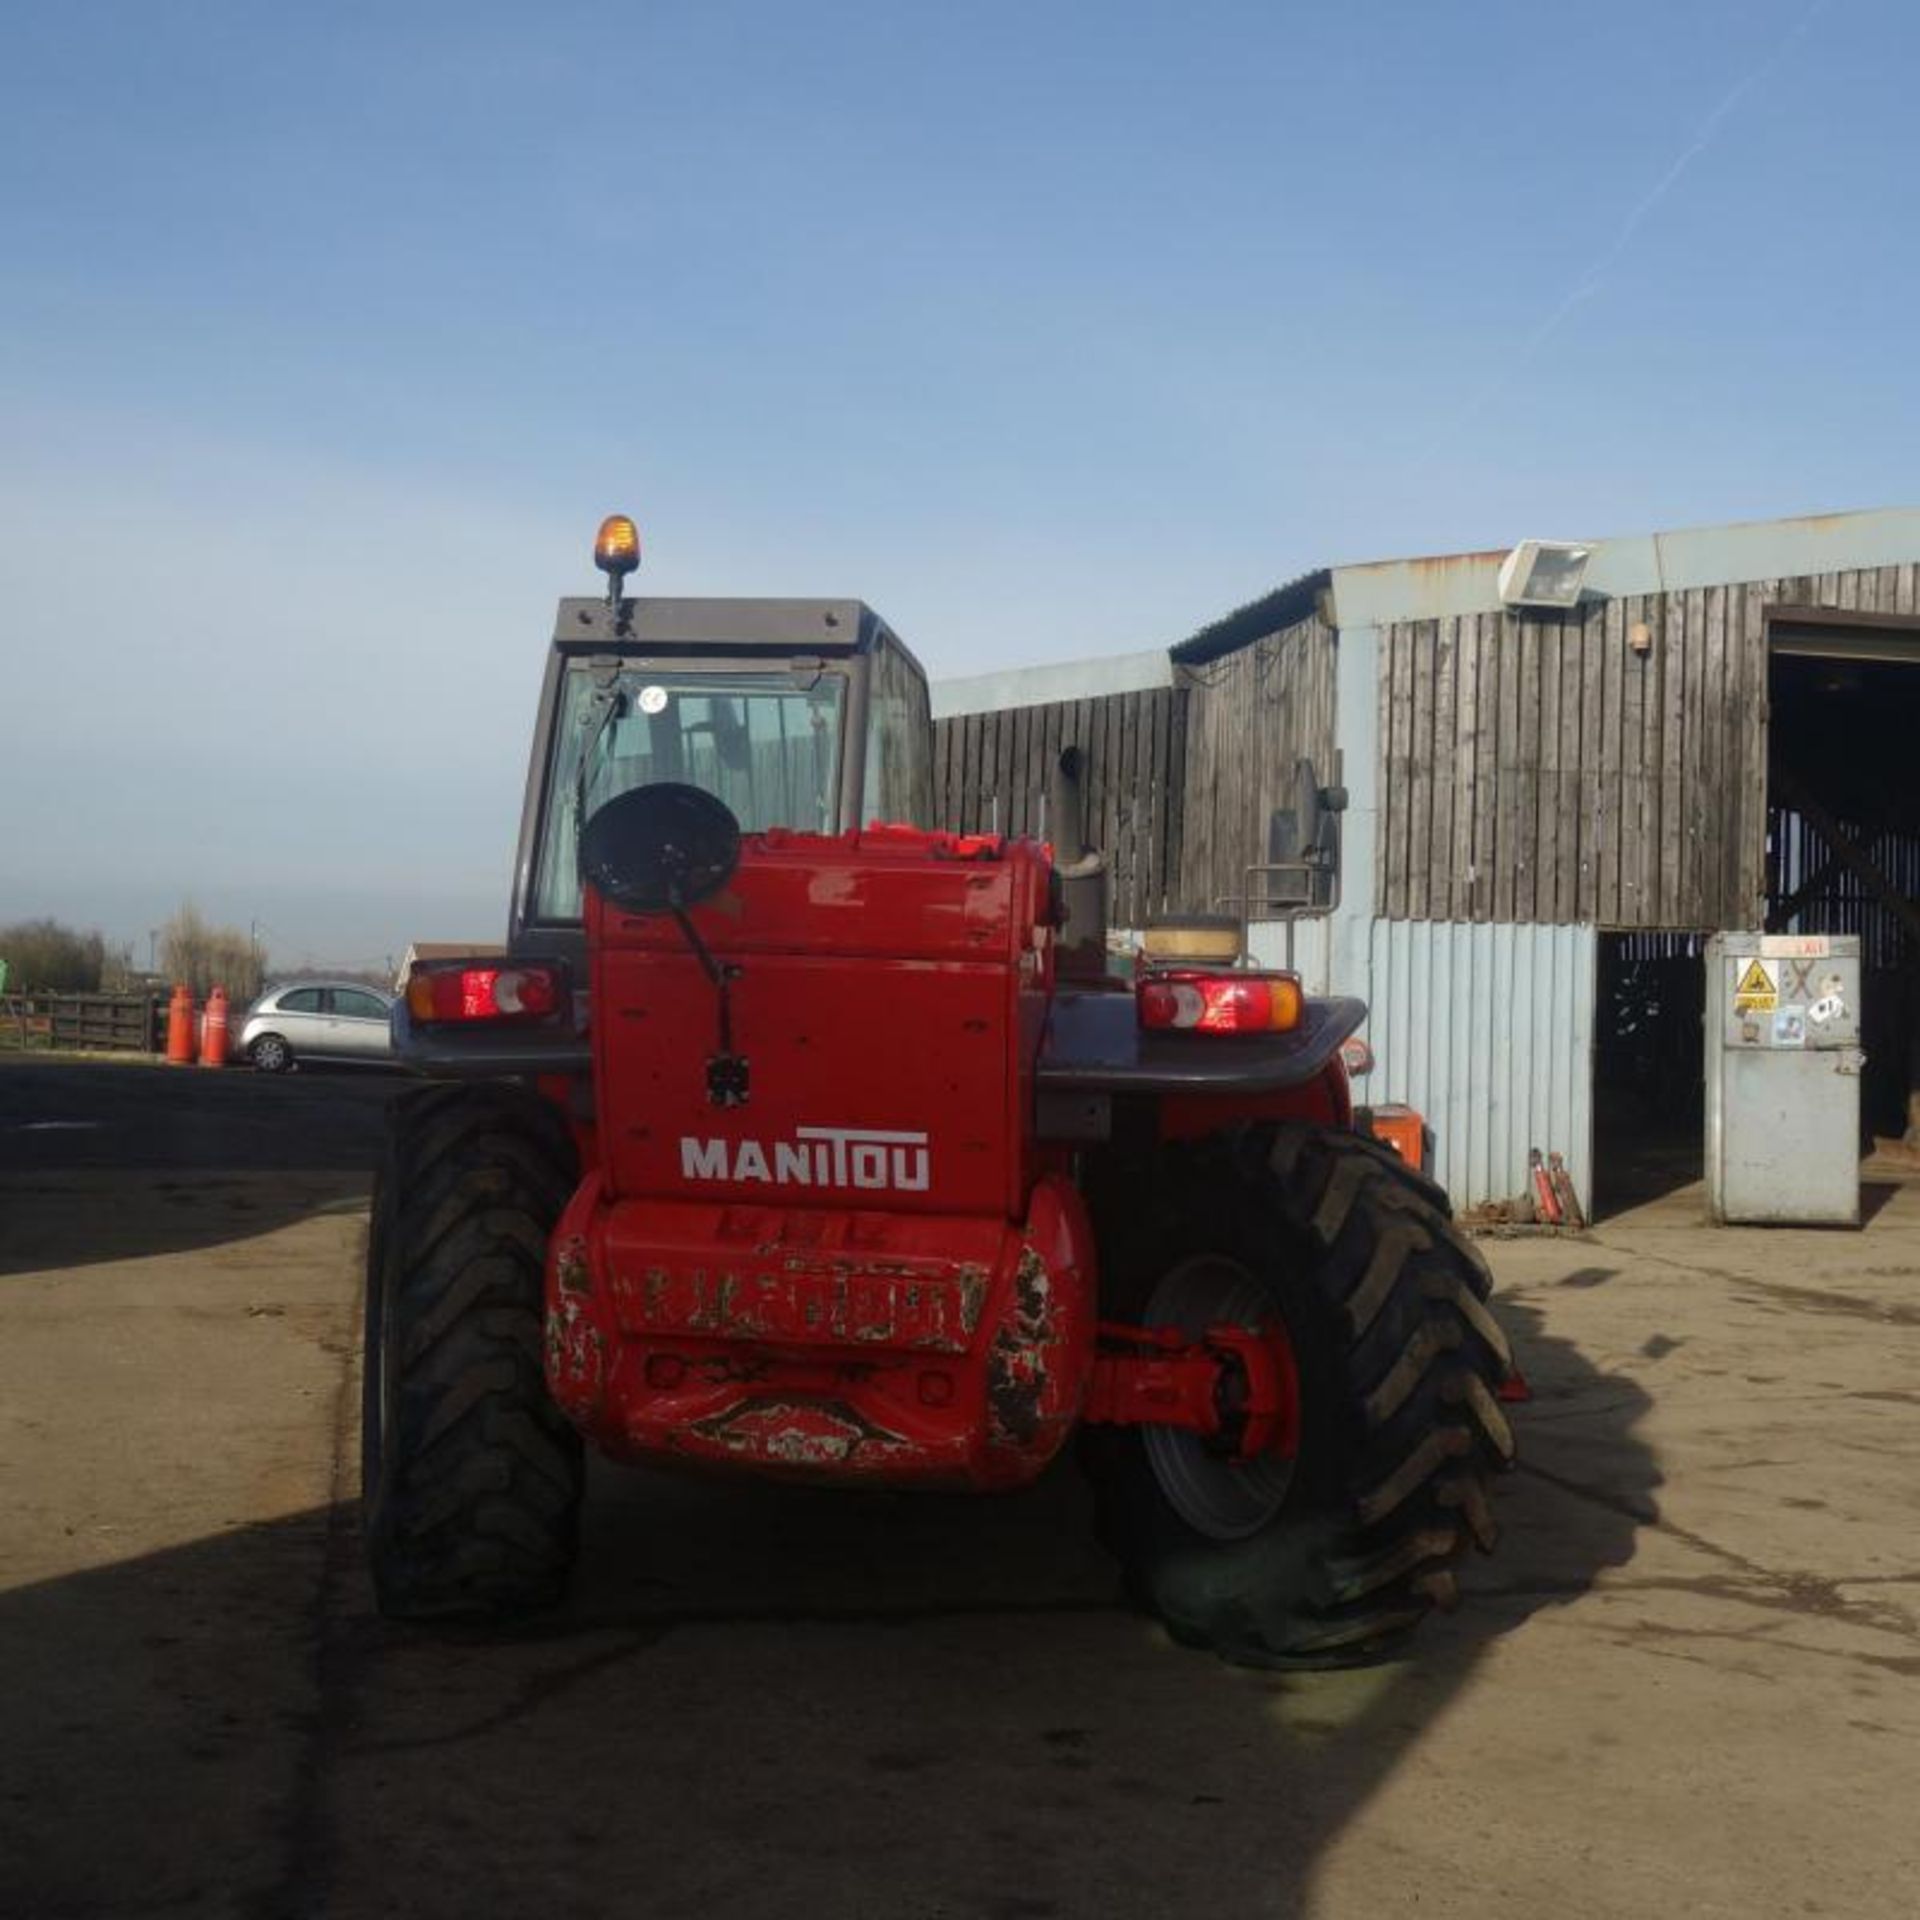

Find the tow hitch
[[1084, 1321, 1300, 1460]]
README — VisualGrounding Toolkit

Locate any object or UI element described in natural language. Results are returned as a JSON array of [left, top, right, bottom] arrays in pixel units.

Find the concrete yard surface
[[1, 1059, 1916, 1918]]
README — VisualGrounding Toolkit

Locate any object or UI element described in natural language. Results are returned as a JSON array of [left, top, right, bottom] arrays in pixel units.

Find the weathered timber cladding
[[932, 686, 1188, 926], [935, 614, 1336, 922], [1174, 610, 1337, 915], [1375, 563, 1920, 929]]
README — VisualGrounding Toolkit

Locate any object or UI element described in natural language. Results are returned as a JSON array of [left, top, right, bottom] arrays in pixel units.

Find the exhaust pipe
[[1050, 744, 1108, 980]]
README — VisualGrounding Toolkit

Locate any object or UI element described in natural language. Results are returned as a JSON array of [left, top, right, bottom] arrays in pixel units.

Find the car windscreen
[[531, 666, 845, 921]]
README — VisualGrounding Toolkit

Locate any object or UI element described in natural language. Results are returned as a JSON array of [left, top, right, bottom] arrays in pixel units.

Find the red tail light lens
[[407, 963, 567, 1025], [1137, 969, 1303, 1034]]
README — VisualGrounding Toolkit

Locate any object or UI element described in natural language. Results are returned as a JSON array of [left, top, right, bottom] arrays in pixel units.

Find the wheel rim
[[1140, 1253, 1297, 1541], [255, 1037, 287, 1071]]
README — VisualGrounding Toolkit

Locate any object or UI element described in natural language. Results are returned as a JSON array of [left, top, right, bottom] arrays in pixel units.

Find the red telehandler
[[364, 517, 1515, 1666]]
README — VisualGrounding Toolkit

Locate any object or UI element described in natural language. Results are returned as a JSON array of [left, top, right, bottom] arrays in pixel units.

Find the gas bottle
[[165, 984, 195, 1065], [198, 985, 229, 1068]]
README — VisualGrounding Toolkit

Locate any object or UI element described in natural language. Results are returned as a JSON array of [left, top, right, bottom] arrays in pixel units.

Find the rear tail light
[[406, 962, 568, 1025], [1137, 969, 1303, 1034]]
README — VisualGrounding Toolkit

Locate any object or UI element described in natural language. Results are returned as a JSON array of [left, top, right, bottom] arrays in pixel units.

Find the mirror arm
[[668, 888, 748, 1106], [667, 890, 725, 989]]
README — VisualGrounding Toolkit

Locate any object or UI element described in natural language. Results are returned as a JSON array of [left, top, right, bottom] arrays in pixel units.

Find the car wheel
[[250, 1033, 294, 1074]]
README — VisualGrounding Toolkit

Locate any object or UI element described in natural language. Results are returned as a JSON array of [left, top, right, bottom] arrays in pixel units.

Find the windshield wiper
[[573, 670, 629, 843]]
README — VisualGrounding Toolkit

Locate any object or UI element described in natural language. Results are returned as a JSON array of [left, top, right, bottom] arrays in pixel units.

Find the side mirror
[[1262, 760, 1343, 911], [579, 782, 741, 914], [1293, 758, 1345, 867]]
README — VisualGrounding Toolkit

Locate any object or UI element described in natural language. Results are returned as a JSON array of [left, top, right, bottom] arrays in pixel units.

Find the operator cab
[[510, 520, 934, 961]]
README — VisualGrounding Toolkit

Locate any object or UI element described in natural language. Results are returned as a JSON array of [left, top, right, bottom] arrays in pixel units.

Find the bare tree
[[159, 903, 265, 1001], [0, 919, 107, 991], [99, 941, 138, 992]]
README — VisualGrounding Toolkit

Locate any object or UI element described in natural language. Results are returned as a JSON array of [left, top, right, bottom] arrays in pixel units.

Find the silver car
[[238, 979, 395, 1073]]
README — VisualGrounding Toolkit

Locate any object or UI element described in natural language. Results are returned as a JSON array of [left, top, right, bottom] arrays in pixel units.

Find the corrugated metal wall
[[1246, 915, 1332, 995], [1362, 919, 1596, 1211], [1374, 561, 1920, 930]]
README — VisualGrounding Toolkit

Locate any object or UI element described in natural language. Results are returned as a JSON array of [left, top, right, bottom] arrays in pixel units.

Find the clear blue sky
[[3, 0, 1911, 968]]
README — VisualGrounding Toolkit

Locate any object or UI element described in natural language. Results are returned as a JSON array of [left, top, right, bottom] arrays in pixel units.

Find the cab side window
[[860, 637, 934, 828], [330, 989, 389, 1020], [278, 988, 323, 1014]]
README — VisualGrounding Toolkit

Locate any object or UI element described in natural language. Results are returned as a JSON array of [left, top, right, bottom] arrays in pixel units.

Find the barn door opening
[[1593, 932, 1705, 1214], [1766, 617, 1920, 1155]]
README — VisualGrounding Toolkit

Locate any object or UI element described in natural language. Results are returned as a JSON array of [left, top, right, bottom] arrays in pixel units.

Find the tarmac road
[[2, 1058, 1917, 1919]]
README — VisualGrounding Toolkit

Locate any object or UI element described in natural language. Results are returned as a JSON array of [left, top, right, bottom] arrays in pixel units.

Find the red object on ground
[[1548, 1151, 1586, 1231], [1498, 1365, 1534, 1404], [164, 985, 195, 1065], [197, 986, 229, 1068], [1529, 1148, 1562, 1225]]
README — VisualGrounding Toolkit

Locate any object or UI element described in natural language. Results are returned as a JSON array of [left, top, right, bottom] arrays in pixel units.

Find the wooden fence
[[1, 992, 162, 1052], [932, 611, 1339, 925], [933, 685, 1188, 927]]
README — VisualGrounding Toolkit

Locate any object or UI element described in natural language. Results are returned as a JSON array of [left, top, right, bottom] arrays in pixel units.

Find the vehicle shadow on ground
[[0, 1060, 392, 1277], [0, 1284, 1655, 1919]]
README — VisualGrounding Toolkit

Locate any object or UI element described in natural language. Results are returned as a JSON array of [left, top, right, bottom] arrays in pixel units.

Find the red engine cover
[[551, 826, 1095, 1489], [589, 825, 1052, 1219]]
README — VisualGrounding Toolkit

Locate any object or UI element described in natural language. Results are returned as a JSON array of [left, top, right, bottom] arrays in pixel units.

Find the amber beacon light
[[593, 513, 642, 608]]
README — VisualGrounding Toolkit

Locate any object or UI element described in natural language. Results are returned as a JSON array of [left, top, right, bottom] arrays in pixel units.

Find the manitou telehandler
[[363, 515, 1515, 1666]]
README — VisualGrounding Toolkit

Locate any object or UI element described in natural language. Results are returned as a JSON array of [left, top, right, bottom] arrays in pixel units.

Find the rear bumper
[[544, 1173, 1095, 1490]]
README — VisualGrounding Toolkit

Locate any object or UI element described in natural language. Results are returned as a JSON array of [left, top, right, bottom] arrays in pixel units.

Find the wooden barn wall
[[1375, 562, 1920, 929], [931, 685, 1188, 927], [1174, 610, 1338, 915]]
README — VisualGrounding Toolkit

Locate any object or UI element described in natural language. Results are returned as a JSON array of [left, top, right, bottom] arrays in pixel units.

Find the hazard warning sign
[[1732, 957, 1777, 1013]]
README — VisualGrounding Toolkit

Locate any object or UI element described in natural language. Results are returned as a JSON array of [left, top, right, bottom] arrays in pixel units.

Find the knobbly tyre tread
[[363, 1081, 583, 1619], [1090, 1121, 1515, 1669]]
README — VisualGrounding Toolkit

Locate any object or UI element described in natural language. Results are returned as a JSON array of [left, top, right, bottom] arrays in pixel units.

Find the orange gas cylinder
[[165, 984, 196, 1064], [198, 985, 230, 1068]]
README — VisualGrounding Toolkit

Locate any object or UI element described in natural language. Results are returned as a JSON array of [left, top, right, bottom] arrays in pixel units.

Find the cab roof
[[554, 595, 887, 657]]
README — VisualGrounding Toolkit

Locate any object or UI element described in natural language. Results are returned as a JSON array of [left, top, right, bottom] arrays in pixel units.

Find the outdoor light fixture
[[1497, 539, 1593, 610]]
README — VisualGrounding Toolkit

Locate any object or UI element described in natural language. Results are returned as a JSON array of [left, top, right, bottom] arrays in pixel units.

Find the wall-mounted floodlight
[[1497, 539, 1593, 610]]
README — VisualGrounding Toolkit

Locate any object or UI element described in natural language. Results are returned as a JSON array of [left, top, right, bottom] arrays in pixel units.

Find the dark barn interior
[[1766, 624, 1920, 1149], [1593, 933, 1706, 1213], [1593, 615, 1920, 1213]]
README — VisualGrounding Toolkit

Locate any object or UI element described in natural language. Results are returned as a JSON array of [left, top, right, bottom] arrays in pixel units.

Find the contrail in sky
[[1459, 0, 1832, 420]]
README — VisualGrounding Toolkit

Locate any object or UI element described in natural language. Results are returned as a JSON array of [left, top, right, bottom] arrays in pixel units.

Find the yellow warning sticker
[[1733, 958, 1777, 1012]]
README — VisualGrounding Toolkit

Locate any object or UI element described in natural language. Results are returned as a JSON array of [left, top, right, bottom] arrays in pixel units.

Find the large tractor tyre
[[1086, 1123, 1515, 1668], [362, 1081, 584, 1620]]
